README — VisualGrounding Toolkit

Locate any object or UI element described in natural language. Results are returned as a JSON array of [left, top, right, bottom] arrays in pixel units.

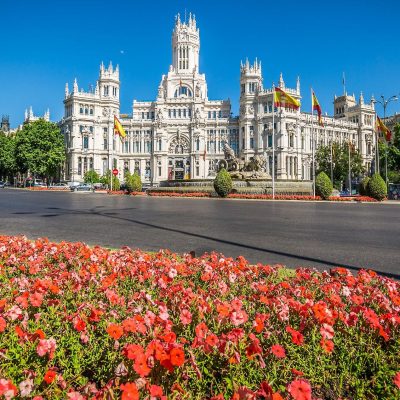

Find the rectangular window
[[188, 109, 191, 117], [218, 110, 222, 118], [250, 126, 254, 134], [213, 111, 216, 119], [196, 166, 199, 176], [250, 137, 254, 149], [83, 136, 89, 149], [142, 112, 145, 119], [158, 167, 162, 177], [268, 135, 272, 148], [103, 139, 107, 150], [208, 111, 211, 119], [168, 109, 171, 118]]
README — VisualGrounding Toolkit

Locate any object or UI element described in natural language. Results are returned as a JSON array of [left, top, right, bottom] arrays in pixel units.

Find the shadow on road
[[37, 205, 399, 280]]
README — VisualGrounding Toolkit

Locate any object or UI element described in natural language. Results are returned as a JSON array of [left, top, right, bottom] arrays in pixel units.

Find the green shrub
[[83, 169, 100, 184], [368, 173, 387, 201], [213, 168, 232, 197], [100, 170, 120, 191], [359, 176, 370, 196], [315, 171, 333, 199], [125, 171, 142, 193]]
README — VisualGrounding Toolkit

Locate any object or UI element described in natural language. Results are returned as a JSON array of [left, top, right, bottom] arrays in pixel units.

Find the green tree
[[84, 169, 100, 184], [14, 119, 65, 180], [214, 168, 232, 197], [0, 132, 17, 180], [125, 171, 142, 193], [315, 171, 333, 199], [316, 142, 365, 190], [100, 170, 120, 191], [378, 124, 400, 179]]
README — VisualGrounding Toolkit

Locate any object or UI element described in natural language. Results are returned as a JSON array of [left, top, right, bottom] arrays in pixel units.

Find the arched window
[[174, 86, 192, 98]]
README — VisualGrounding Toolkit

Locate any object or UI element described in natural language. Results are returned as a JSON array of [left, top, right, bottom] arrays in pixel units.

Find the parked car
[[0, 181, 5, 189], [71, 183, 93, 192], [49, 183, 69, 189], [32, 179, 47, 188]]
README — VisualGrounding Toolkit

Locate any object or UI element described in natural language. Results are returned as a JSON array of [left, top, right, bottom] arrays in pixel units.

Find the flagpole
[[311, 88, 315, 198], [348, 140, 351, 193], [110, 116, 113, 192], [272, 84, 275, 199]]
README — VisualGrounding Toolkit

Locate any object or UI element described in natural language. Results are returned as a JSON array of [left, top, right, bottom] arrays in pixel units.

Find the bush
[[83, 169, 100, 184], [125, 171, 142, 193], [315, 171, 333, 199], [100, 170, 120, 191], [368, 173, 387, 201], [359, 176, 371, 196], [213, 168, 232, 197]]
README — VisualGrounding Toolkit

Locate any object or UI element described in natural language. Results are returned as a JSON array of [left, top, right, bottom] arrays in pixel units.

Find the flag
[[274, 87, 301, 109], [376, 116, 392, 142], [114, 115, 126, 139], [312, 90, 324, 126]]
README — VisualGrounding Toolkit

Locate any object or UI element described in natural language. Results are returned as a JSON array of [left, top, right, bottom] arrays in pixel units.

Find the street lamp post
[[372, 95, 398, 185]]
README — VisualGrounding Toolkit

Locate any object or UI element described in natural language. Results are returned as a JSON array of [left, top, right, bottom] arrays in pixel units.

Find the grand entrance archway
[[168, 132, 191, 180], [168, 157, 190, 180]]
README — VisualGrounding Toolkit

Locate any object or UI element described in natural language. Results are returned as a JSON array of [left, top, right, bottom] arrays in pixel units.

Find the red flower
[[0, 317, 6, 333], [320, 338, 334, 353], [286, 326, 304, 345], [271, 344, 286, 359], [43, 370, 57, 384], [205, 334, 219, 347], [288, 379, 312, 400], [170, 347, 185, 367], [106, 324, 123, 340], [120, 382, 139, 400], [73, 317, 86, 332], [195, 322, 208, 339], [150, 384, 163, 397], [134, 353, 151, 376], [393, 372, 400, 389]]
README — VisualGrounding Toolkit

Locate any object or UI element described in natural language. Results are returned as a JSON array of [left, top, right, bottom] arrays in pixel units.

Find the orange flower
[[106, 324, 123, 340], [170, 347, 185, 367], [120, 382, 139, 400]]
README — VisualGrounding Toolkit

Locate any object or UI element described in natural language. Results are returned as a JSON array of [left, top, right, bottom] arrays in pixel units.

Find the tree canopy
[[0, 132, 17, 179], [316, 142, 365, 189], [14, 119, 65, 178]]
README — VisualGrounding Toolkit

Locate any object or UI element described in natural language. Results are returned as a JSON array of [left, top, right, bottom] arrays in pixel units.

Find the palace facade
[[59, 13, 377, 185]]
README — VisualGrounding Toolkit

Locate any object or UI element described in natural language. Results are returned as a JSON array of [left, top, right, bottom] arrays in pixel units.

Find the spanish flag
[[114, 115, 126, 139], [376, 116, 392, 142], [312, 90, 324, 127], [274, 87, 301, 110]]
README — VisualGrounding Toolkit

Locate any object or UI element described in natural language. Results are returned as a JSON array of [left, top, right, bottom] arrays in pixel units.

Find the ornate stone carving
[[168, 133, 190, 154]]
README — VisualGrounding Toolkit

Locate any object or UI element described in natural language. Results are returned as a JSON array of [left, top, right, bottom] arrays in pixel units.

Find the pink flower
[[230, 310, 248, 326], [320, 323, 334, 340], [67, 392, 85, 400], [271, 344, 286, 359], [19, 379, 33, 397], [6, 305, 22, 321], [179, 309, 192, 325], [36, 338, 57, 358], [0, 379, 18, 399], [168, 268, 177, 279]]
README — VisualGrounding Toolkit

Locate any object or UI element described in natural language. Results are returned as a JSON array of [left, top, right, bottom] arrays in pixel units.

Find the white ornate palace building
[[59, 13, 377, 184]]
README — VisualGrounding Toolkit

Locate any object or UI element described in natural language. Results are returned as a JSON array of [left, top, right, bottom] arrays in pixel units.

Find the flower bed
[[147, 191, 211, 198], [0, 236, 399, 399], [106, 191, 146, 196]]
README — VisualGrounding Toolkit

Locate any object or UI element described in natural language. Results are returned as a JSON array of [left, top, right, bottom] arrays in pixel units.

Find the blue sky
[[1, 0, 400, 127]]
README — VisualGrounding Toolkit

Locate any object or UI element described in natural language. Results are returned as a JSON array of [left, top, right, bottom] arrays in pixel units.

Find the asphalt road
[[0, 189, 399, 278]]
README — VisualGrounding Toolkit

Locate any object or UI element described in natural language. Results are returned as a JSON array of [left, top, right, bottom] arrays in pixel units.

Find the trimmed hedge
[[213, 168, 232, 197], [315, 171, 333, 200], [368, 173, 387, 201]]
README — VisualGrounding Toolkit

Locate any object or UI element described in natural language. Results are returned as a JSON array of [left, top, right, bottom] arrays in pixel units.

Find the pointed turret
[[24, 109, 28, 121], [279, 72, 285, 88], [65, 82, 69, 98], [359, 92, 364, 105], [296, 76, 300, 94], [73, 78, 78, 93], [29, 106, 33, 118]]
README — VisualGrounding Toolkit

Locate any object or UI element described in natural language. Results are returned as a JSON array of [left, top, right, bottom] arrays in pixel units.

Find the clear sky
[[1, 0, 400, 127]]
